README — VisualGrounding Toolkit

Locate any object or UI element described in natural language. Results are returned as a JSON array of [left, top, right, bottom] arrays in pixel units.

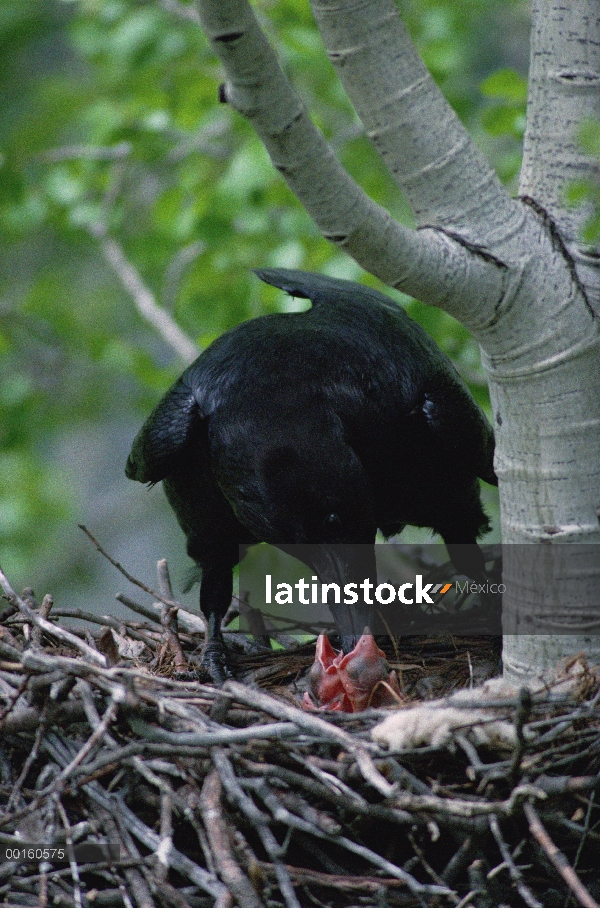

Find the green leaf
[[564, 180, 594, 206], [582, 211, 600, 244], [480, 68, 527, 102], [579, 119, 600, 156], [481, 104, 525, 138]]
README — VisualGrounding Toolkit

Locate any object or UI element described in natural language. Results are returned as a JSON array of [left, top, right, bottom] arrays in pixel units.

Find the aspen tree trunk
[[193, 0, 600, 681]]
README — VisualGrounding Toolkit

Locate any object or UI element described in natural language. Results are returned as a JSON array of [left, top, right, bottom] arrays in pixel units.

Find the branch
[[520, 0, 600, 247], [34, 142, 132, 164], [79, 525, 182, 610], [88, 225, 200, 363], [193, 0, 505, 321], [0, 567, 107, 668], [159, 0, 202, 26], [524, 801, 600, 908], [489, 814, 542, 908], [199, 770, 265, 908], [309, 0, 516, 244]]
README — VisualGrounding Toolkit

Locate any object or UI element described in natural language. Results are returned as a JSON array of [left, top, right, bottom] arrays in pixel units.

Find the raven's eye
[[324, 513, 341, 528]]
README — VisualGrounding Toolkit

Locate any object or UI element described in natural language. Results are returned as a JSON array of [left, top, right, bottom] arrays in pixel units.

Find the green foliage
[[479, 67, 527, 185], [0, 0, 523, 588], [480, 67, 527, 103], [564, 120, 600, 244]]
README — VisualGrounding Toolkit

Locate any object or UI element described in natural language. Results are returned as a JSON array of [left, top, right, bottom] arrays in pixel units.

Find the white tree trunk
[[192, 0, 600, 681], [497, 0, 600, 678]]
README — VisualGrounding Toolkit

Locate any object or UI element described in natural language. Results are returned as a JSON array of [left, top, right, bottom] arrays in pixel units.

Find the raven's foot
[[201, 639, 234, 685]]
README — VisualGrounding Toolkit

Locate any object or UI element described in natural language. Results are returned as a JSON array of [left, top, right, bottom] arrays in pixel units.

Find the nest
[[1, 545, 600, 908]]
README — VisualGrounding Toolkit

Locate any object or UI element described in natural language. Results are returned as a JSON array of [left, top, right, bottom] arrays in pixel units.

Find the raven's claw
[[201, 640, 234, 685]]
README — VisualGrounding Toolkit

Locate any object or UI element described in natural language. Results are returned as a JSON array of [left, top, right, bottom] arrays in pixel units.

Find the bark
[[191, 0, 600, 680], [521, 1, 600, 281]]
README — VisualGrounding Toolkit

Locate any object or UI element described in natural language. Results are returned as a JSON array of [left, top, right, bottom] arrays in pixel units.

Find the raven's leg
[[199, 566, 233, 682], [444, 541, 487, 582], [198, 545, 241, 683]]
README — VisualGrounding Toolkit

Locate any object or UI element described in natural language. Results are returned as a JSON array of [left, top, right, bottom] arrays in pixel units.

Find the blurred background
[[0, 0, 532, 618]]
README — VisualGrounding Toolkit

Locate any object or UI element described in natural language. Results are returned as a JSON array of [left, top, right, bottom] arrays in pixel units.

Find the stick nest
[[1, 558, 600, 908]]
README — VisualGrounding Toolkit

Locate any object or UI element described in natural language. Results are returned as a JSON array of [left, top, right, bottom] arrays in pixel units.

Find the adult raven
[[126, 269, 496, 703]]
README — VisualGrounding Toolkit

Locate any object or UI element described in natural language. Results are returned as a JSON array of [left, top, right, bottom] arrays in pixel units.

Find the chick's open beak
[[302, 634, 402, 712]]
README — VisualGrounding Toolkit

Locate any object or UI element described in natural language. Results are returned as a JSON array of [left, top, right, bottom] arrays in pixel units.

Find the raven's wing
[[126, 376, 204, 485], [255, 268, 497, 486]]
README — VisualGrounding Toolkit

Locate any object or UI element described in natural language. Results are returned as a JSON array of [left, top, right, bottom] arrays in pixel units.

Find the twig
[[79, 526, 176, 608], [577, 790, 597, 869], [112, 565, 205, 634], [89, 226, 199, 362], [159, 0, 203, 25], [200, 770, 265, 908], [407, 831, 460, 903], [257, 861, 413, 892], [0, 567, 106, 667], [116, 593, 163, 624], [127, 715, 299, 746], [0, 699, 87, 735], [162, 242, 205, 312], [0, 673, 28, 727], [467, 860, 492, 908], [56, 800, 83, 908], [5, 701, 51, 812], [523, 801, 600, 908], [156, 560, 176, 603], [159, 605, 188, 672], [241, 757, 417, 827], [441, 838, 474, 886], [34, 142, 132, 163], [508, 687, 532, 783], [488, 814, 542, 908], [28, 591, 52, 648], [51, 608, 158, 649], [211, 749, 307, 908], [103, 810, 158, 908], [154, 790, 174, 884]]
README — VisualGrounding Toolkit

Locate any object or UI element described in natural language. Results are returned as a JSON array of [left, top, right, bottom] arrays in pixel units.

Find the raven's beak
[[303, 543, 377, 647]]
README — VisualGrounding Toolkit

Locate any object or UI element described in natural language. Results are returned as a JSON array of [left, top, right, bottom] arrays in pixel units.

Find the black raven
[[126, 269, 496, 690]]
